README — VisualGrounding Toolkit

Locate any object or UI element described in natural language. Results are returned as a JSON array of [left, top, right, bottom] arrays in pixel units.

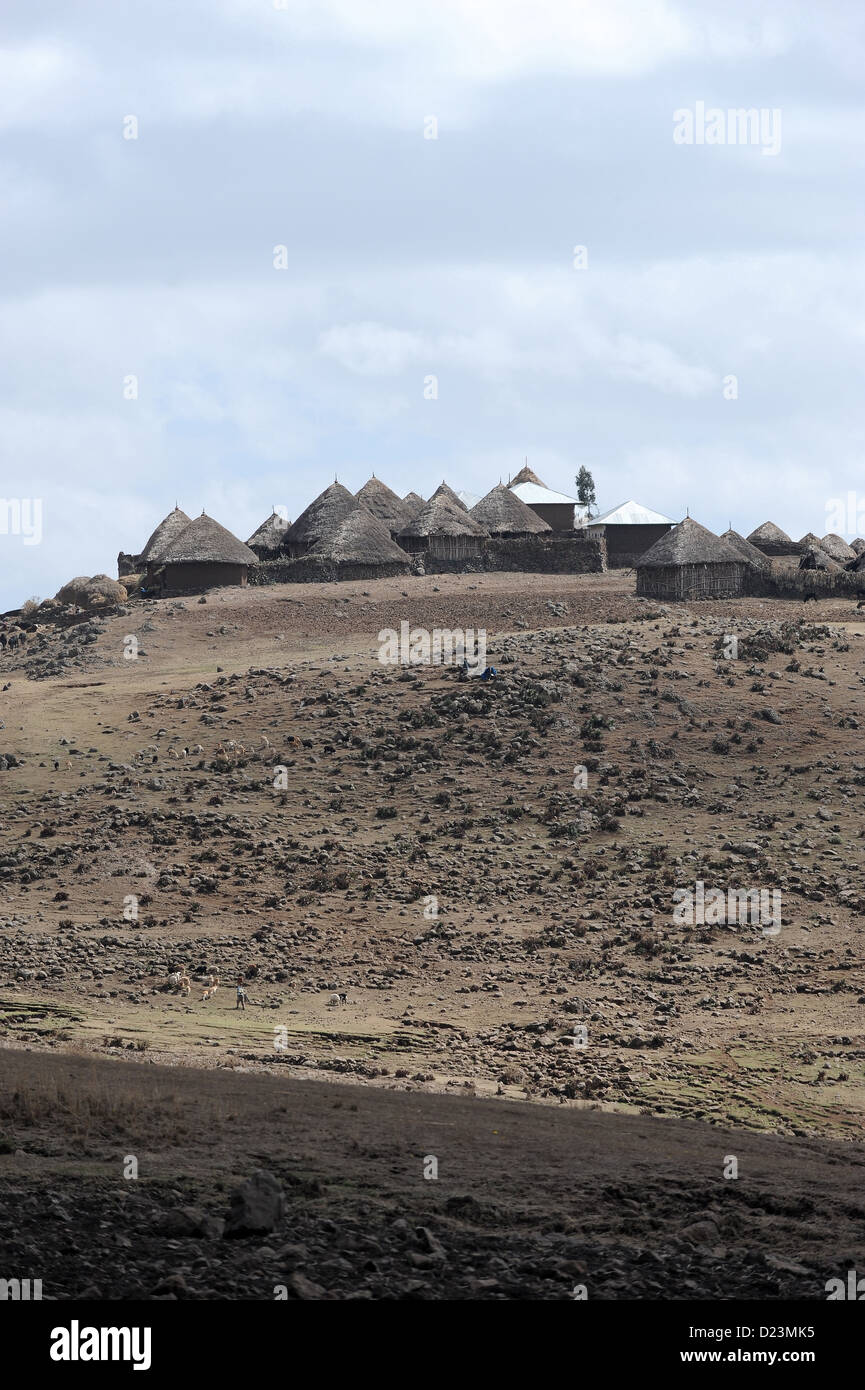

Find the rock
[[224, 1170, 286, 1237], [285, 1270, 326, 1300]]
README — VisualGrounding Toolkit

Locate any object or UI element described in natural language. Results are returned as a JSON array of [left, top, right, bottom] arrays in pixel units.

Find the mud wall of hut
[[593, 524, 674, 568], [524, 502, 576, 532], [157, 562, 249, 593]]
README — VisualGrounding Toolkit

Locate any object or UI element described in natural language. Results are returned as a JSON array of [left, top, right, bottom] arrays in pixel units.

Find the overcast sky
[[2, 0, 864, 608]]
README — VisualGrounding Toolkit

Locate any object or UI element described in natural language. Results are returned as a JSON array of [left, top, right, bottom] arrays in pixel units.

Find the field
[[2, 570, 865, 1298]]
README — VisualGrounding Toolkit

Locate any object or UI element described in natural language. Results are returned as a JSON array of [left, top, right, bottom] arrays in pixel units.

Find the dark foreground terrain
[[1, 1048, 864, 1300]]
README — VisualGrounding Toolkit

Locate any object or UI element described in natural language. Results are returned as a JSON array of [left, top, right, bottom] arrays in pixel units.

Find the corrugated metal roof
[[455, 489, 482, 509], [509, 481, 582, 508], [588, 499, 676, 526]]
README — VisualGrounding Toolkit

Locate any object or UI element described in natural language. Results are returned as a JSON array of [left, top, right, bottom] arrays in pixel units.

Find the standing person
[[235, 975, 247, 1010]]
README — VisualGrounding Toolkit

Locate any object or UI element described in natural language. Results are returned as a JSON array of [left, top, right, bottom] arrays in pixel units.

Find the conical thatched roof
[[851, 538, 865, 555], [397, 494, 488, 539], [247, 510, 290, 555], [355, 477, 413, 532], [159, 513, 257, 566], [308, 508, 410, 564], [509, 465, 546, 487], [747, 521, 792, 546], [402, 491, 425, 518], [637, 517, 742, 569], [820, 533, 856, 561], [430, 481, 468, 512], [470, 483, 552, 535], [720, 528, 771, 570], [799, 545, 841, 572], [798, 532, 823, 549], [285, 482, 360, 552], [140, 507, 192, 563]]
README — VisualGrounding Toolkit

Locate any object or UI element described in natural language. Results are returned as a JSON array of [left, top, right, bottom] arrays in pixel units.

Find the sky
[[1, 0, 864, 609]]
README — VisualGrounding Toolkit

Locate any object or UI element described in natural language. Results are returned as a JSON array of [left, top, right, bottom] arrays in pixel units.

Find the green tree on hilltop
[[576, 467, 597, 517]]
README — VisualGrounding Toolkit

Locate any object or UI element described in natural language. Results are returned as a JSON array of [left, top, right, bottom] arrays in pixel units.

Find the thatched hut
[[119, 505, 191, 577], [799, 545, 841, 572], [746, 521, 797, 556], [851, 538, 865, 556], [402, 491, 425, 518], [430, 481, 468, 512], [469, 484, 552, 537], [300, 508, 411, 580], [397, 494, 488, 561], [820, 533, 856, 562], [355, 477, 414, 537], [247, 509, 290, 559], [284, 482, 359, 558], [141, 506, 192, 564], [507, 466, 584, 531], [720, 528, 771, 572], [151, 513, 257, 593], [588, 499, 676, 567], [636, 517, 745, 600]]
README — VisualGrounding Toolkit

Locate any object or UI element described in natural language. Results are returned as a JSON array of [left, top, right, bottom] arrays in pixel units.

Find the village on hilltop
[[7, 466, 864, 622]]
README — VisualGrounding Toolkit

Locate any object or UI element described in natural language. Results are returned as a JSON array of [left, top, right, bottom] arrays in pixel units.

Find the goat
[[327, 992, 347, 1008]]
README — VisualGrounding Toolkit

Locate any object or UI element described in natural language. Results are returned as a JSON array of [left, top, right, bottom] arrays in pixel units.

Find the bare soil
[[2, 570, 864, 1298]]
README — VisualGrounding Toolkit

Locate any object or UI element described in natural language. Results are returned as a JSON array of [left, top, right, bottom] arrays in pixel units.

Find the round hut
[[355, 477, 414, 538], [720, 528, 771, 572], [636, 517, 745, 600], [819, 533, 856, 563], [141, 506, 193, 564], [284, 482, 359, 558], [247, 509, 290, 560], [746, 521, 798, 556], [402, 491, 425, 518], [119, 505, 191, 578], [851, 538, 865, 556], [429, 481, 468, 512], [799, 545, 841, 572], [469, 483, 552, 537], [300, 509, 411, 581], [397, 494, 488, 564], [151, 513, 257, 593]]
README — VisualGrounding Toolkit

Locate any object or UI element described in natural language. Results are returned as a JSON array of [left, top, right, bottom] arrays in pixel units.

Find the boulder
[[224, 1170, 286, 1238]]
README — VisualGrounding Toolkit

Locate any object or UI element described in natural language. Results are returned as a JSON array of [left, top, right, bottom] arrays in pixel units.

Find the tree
[[576, 467, 597, 516]]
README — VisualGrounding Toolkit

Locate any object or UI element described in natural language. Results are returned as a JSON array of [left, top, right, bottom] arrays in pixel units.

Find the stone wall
[[744, 567, 865, 600], [249, 558, 410, 585], [416, 532, 607, 575], [249, 532, 606, 583]]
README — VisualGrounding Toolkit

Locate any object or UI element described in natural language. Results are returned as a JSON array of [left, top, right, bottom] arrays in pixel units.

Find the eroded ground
[[2, 571, 865, 1297]]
